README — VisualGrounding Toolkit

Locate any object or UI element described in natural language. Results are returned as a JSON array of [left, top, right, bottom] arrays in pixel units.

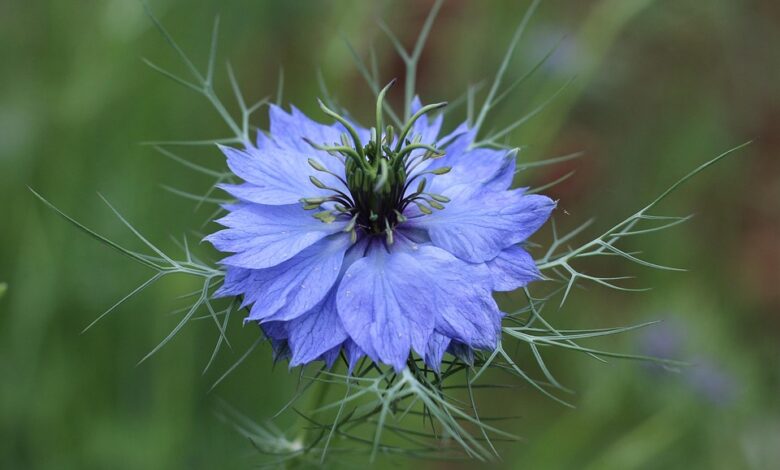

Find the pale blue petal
[[285, 237, 369, 365], [318, 345, 342, 369], [218, 144, 340, 205], [206, 203, 348, 269], [336, 243, 436, 372], [214, 266, 250, 298], [412, 246, 502, 349], [409, 96, 443, 153], [438, 123, 473, 152], [405, 118, 516, 194], [425, 332, 451, 372], [486, 245, 541, 291], [261, 321, 288, 341], [260, 321, 289, 362], [344, 339, 365, 373], [269, 104, 341, 153], [427, 145, 516, 194], [447, 341, 474, 366], [268, 104, 368, 176], [287, 288, 348, 367], [407, 185, 555, 263], [407, 122, 470, 176], [233, 234, 351, 322]]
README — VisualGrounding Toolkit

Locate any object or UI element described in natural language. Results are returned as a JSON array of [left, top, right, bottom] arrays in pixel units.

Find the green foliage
[[3, 0, 775, 468], [28, 2, 750, 465]]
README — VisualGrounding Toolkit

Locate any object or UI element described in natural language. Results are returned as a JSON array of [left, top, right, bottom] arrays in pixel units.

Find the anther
[[344, 214, 358, 232], [428, 200, 445, 210], [429, 194, 450, 203], [415, 202, 433, 215], [313, 211, 336, 224], [307, 158, 327, 172], [309, 176, 328, 189], [384, 219, 394, 245]]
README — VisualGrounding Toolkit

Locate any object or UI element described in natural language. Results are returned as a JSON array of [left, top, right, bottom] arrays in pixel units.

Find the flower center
[[300, 82, 452, 244]]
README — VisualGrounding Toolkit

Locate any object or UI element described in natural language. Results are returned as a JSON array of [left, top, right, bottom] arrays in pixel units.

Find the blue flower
[[206, 95, 555, 372]]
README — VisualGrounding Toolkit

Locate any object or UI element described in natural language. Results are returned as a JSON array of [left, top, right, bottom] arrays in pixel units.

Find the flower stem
[[289, 372, 332, 466]]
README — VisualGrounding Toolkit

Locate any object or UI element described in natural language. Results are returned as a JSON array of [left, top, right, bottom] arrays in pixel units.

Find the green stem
[[289, 376, 333, 467]]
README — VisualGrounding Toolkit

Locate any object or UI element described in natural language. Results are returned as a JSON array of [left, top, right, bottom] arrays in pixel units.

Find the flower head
[[207, 90, 555, 372]]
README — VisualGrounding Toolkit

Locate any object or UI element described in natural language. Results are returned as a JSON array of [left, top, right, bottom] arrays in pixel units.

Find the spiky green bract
[[28, 188, 233, 371], [213, 304, 683, 466], [535, 142, 752, 306]]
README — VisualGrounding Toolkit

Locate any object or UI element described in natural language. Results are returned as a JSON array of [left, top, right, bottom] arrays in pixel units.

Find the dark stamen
[[301, 84, 452, 239]]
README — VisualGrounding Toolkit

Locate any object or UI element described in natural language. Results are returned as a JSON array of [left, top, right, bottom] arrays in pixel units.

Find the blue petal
[[214, 266, 251, 298], [287, 289, 348, 367], [269, 104, 341, 153], [218, 144, 340, 205], [412, 246, 502, 350], [437, 123, 473, 153], [270, 104, 366, 152], [230, 234, 351, 323], [318, 345, 342, 369], [336, 243, 502, 370], [425, 332, 451, 372], [408, 186, 555, 263], [427, 145, 516, 194], [447, 341, 474, 366], [481, 150, 517, 191], [206, 203, 349, 269], [486, 245, 541, 291], [260, 321, 289, 362], [336, 243, 436, 372], [261, 321, 288, 341], [406, 122, 471, 177], [268, 105, 369, 177], [344, 339, 365, 373], [406, 120, 516, 194], [410, 96, 424, 114], [409, 96, 444, 153], [285, 237, 369, 366]]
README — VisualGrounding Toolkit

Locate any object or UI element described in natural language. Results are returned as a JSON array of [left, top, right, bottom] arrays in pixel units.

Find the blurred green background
[[1, 0, 778, 468]]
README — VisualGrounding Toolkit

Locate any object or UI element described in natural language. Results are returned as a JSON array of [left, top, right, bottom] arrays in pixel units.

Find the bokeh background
[[1, 0, 778, 468]]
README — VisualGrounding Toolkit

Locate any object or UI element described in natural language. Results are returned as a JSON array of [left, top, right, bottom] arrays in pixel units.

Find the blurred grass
[[1, 0, 778, 468]]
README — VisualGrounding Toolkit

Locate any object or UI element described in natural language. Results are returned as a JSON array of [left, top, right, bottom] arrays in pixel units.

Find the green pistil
[[303, 82, 451, 243]]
